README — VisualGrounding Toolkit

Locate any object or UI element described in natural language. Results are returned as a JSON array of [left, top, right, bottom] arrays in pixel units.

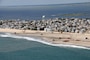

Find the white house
[[44, 28, 53, 32]]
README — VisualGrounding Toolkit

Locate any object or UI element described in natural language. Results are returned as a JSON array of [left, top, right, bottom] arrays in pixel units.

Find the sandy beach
[[0, 28, 90, 48]]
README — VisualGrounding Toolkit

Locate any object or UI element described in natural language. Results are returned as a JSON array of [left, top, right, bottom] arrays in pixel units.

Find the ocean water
[[0, 3, 90, 20], [0, 33, 90, 60]]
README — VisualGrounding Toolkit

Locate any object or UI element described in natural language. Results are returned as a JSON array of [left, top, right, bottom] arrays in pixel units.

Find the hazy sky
[[0, 0, 90, 6]]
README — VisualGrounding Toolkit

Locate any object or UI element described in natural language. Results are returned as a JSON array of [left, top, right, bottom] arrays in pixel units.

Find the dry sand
[[0, 28, 90, 47]]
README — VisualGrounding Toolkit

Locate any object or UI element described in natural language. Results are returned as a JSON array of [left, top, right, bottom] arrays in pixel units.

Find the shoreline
[[0, 28, 90, 50]]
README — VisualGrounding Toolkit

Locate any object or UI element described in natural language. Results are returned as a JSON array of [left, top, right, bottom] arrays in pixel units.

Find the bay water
[[0, 3, 90, 20]]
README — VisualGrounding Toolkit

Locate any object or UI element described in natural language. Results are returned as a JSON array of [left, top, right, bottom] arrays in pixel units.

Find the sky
[[0, 0, 90, 6]]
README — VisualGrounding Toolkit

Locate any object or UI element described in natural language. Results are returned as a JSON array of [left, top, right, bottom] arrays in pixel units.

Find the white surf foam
[[0, 33, 90, 50]]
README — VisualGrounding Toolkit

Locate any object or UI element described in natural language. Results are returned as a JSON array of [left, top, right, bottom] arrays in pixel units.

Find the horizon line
[[0, 2, 90, 7]]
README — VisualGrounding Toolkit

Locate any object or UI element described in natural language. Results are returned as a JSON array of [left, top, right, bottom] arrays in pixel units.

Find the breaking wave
[[0, 33, 90, 50]]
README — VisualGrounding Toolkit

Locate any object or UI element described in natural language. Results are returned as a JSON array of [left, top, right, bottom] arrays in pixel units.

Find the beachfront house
[[44, 28, 53, 32]]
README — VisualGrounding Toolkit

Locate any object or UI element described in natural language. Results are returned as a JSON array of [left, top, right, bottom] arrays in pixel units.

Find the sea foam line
[[0, 33, 90, 50]]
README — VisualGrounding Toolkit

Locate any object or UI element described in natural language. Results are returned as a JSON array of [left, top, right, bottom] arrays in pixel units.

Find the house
[[44, 28, 53, 32]]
